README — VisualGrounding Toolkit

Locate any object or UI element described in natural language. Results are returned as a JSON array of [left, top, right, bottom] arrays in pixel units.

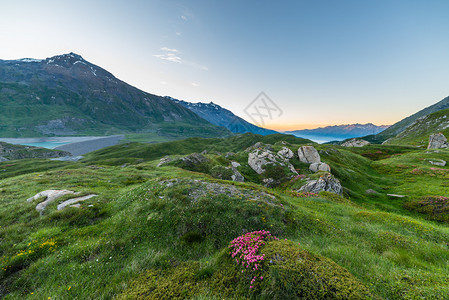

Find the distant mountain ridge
[[0, 53, 229, 138], [365, 95, 449, 143], [166, 97, 278, 136], [285, 123, 389, 142]]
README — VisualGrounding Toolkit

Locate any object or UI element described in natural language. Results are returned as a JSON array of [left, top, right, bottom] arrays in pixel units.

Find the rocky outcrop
[[309, 162, 331, 173], [0, 141, 70, 160], [181, 153, 209, 165], [157, 156, 173, 167], [298, 174, 342, 195], [277, 147, 294, 159], [248, 149, 297, 175], [341, 138, 370, 147], [428, 133, 449, 149], [298, 146, 320, 164]]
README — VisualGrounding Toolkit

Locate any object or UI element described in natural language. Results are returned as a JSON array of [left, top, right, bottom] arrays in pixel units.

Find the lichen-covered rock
[[277, 146, 294, 159], [428, 133, 449, 149], [248, 149, 297, 176], [309, 162, 331, 173], [298, 146, 320, 164], [299, 174, 342, 195], [341, 138, 370, 147]]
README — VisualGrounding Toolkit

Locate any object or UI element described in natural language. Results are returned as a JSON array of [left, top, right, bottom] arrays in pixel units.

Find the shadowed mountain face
[[167, 97, 278, 136], [364, 96, 449, 143], [0, 53, 229, 138]]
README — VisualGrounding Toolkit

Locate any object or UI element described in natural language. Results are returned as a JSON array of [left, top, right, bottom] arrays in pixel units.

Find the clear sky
[[1, 0, 448, 130]]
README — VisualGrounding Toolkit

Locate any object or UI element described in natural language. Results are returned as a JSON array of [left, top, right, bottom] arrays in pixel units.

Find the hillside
[[1, 133, 449, 299], [385, 107, 449, 146], [365, 95, 449, 143], [0, 53, 229, 138], [286, 123, 388, 142], [167, 97, 278, 135], [0, 141, 69, 161]]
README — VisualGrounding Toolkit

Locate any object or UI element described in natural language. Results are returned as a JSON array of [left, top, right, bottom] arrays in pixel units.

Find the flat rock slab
[[57, 194, 98, 210], [387, 194, 406, 198], [28, 190, 81, 214]]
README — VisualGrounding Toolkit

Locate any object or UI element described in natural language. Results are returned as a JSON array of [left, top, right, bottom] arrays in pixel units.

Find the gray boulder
[[231, 168, 244, 182], [428, 133, 449, 149], [231, 161, 241, 168], [298, 146, 320, 164], [277, 147, 294, 159], [298, 174, 342, 195], [309, 162, 331, 173], [0, 156, 8, 162], [341, 138, 370, 147], [428, 159, 446, 167]]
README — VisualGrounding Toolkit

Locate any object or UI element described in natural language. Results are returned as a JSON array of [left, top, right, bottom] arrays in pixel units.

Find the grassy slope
[[364, 95, 449, 144], [385, 108, 449, 146], [1, 135, 449, 299]]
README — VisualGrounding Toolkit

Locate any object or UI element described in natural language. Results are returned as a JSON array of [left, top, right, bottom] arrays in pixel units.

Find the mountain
[[0, 53, 230, 138], [166, 97, 278, 136], [285, 123, 389, 143], [384, 107, 449, 146], [364, 95, 449, 143]]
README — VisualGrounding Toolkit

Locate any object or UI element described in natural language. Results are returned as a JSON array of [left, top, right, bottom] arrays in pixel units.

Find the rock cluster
[[248, 148, 297, 175], [428, 133, 449, 149], [299, 174, 343, 195], [298, 146, 331, 173]]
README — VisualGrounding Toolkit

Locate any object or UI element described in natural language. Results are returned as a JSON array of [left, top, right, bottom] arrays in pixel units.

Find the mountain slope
[[385, 107, 449, 146], [365, 96, 449, 143], [167, 97, 278, 135], [286, 123, 389, 142], [0, 53, 229, 138]]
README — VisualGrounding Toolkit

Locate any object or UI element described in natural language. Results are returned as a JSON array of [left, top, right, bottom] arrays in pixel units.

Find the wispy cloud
[[160, 81, 168, 85], [191, 82, 200, 87], [160, 47, 178, 52], [153, 47, 208, 71], [181, 15, 187, 21], [176, 32, 181, 36]]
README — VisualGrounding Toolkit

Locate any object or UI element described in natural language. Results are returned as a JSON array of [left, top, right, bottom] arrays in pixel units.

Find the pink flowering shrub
[[228, 230, 278, 289]]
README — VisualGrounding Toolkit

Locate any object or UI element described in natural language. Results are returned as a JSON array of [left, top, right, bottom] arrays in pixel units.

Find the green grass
[[1, 134, 449, 299], [385, 107, 449, 147]]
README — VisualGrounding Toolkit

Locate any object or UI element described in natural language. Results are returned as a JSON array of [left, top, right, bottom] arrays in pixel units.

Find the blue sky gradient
[[1, 0, 448, 129]]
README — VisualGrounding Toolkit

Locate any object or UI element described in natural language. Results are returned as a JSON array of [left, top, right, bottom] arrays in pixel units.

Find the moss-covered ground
[[1, 134, 449, 299]]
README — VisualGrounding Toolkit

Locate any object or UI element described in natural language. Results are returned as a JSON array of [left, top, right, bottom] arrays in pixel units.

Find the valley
[[1, 54, 449, 300]]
